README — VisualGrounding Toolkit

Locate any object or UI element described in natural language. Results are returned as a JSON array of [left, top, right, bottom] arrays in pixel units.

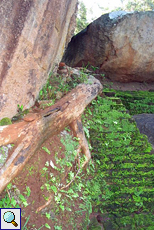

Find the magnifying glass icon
[[3, 211, 18, 227]]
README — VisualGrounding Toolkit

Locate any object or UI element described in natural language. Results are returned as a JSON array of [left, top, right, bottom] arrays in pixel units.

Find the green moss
[[103, 89, 154, 115], [0, 117, 12, 126], [82, 95, 154, 229], [88, 218, 102, 230]]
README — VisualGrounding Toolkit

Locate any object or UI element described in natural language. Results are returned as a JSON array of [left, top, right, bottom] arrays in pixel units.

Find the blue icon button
[[0, 208, 21, 230], [3, 211, 18, 227]]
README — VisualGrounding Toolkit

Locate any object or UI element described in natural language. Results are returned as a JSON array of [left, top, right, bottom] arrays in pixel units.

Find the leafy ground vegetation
[[0, 69, 154, 229], [103, 89, 154, 115], [83, 95, 154, 229]]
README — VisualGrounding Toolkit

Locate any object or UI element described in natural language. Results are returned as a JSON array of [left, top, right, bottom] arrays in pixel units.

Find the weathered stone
[[133, 113, 154, 147], [62, 11, 154, 83], [0, 0, 78, 119]]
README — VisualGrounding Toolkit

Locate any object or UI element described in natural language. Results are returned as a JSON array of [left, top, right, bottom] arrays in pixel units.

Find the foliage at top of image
[[75, 1, 89, 34], [76, 0, 154, 35], [98, 0, 154, 13], [118, 0, 154, 11]]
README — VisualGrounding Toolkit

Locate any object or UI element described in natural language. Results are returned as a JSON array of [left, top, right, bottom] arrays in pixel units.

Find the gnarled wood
[[0, 76, 102, 193], [69, 116, 91, 167]]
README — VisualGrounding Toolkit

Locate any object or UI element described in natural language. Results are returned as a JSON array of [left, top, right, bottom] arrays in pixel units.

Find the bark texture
[[0, 76, 102, 194]]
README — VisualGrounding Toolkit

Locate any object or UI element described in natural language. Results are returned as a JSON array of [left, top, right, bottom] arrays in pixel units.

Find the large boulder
[[62, 11, 154, 83], [0, 0, 77, 119]]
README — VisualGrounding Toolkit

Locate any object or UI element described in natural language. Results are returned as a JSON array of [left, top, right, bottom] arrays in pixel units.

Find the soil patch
[[11, 131, 86, 229], [94, 74, 154, 91]]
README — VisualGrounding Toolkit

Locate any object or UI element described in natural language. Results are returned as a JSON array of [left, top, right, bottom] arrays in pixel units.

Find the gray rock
[[133, 113, 154, 147], [62, 11, 154, 83]]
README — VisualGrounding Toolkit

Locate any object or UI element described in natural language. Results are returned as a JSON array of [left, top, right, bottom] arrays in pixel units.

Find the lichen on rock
[[0, 144, 13, 168]]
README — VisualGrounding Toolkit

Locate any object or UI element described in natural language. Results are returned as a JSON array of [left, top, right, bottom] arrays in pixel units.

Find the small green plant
[[39, 73, 71, 101], [11, 104, 29, 122], [42, 146, 51, 155], [19, 194, 28, 207], [0, 193, 20, 208], [45, 212, 51, 220], [54, 225, 62, 230], [17, 104, 24, 113], [22, 216, 30, 230], [45, 223, 51, 229], [0, 183, 28, 209], [90, 65, 99, 72], [59, 135, 79, 167], [24, 186, 31, 197], [101, 73, 105, 77], [38, 67, 90, 102]]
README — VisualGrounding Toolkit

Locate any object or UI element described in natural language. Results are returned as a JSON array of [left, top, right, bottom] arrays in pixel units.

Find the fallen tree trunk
[[0, 76, 102, 193]]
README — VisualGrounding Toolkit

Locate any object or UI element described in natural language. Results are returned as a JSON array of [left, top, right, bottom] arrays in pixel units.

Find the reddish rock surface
[[0, 0, 77, 119], [62, 11, 154, 83]]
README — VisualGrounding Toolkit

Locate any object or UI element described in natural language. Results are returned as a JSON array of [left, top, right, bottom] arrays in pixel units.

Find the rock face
[[62, 11, 154, 83], [0, 0, 77, 119], [133, 114, 154, 148]]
